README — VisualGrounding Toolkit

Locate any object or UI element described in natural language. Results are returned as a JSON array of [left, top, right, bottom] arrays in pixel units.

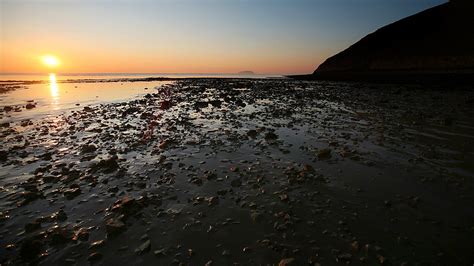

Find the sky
[[0, 0, 447, 74]]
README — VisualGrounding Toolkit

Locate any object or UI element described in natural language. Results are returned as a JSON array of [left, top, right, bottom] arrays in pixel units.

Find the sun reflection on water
[[49, 73, 60, 109]]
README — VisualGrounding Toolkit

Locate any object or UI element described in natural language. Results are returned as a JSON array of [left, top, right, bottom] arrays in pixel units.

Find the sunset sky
[[1, 0, 446, 74]]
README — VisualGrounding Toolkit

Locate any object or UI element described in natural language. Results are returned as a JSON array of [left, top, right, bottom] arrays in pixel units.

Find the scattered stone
[[91, 156, 119, 173], [24, 221, 41, 233], [105, 218, 126, 236], [222, 249, 231, 257], [19, 238, 42, 261], [250, 211, 263, 223], [278, 258, 295, 266], [247, 129, 258, 138], [317, 148, 332, 159], [90, 240, 105, 249], [0, 150, 7, 161], [72, 228, 89, 241], [88, 252, 103, 262], [48, 226, 73, 245], [336, 253, 352, 262], [64, 187, 81, 200], [264, 132, 278, 140], [207, 196, 219, 206], [154, 248, 167, 257], [279, 194, 289, 202], [51, 209, 68, 222], [135, 240, 151, 254], [81, 144, 97, 154]]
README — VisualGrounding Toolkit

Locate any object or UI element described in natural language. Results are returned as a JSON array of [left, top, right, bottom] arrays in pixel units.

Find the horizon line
[[0, 72, 292, 76]]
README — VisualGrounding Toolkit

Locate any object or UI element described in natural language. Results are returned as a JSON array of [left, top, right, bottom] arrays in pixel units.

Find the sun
[[41, 55, 60, 68]]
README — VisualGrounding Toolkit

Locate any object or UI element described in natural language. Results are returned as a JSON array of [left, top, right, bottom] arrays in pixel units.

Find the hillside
[[310, 0, 474, 82]]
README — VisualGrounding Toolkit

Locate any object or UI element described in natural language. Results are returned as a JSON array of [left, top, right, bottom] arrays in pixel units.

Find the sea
[[0, 73, 283, 122]]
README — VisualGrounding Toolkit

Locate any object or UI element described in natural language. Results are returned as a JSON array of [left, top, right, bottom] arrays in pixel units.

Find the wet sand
[[0, 79, 473, 265]]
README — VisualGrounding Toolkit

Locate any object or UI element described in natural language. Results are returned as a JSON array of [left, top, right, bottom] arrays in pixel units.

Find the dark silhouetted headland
[[297, 0, 474, 83]]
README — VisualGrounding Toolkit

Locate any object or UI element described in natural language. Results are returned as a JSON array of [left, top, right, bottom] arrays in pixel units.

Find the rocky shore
[[0, 79, 473, 265]]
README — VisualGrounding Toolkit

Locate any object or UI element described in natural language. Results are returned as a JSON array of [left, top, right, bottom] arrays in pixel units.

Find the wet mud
[[1, 79, 473, 265]]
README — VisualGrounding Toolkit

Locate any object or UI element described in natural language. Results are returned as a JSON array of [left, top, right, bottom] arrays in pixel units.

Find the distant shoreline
[[0, 76, 288, 88], [289, 71, 474, 85]]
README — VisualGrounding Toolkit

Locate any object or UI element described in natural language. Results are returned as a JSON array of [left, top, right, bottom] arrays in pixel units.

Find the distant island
[[296, 0, 474, 83], [237, 71, 255, 75]]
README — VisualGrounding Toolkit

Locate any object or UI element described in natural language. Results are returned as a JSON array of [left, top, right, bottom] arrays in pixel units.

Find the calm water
[[0, 73, 283, 82], [0, 73, 282, 122], [0, 74, 172, 121]]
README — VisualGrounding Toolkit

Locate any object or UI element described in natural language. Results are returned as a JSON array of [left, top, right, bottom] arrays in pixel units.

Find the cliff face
[[312, 1, 474, 81]]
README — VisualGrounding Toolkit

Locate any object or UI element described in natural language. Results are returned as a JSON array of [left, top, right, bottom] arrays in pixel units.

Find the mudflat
[[1, 79, 473, 265]]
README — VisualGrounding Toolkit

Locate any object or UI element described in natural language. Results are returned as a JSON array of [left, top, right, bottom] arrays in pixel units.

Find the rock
[[188, 248, 195, 257], [235, 99, 246, 107], [195, 101, 209, 109], [209, 100, 222, 107], [110, 196, 146, 217], [159, 139, 170, 149], [264, 132, 278, 140], [91, 156, 119, 173], [0, 150, 7, 161], [19, 238, 42, 261], [279, 194, 289, 202], [377, 255, 386, 264], [90, 240, 105, 249], [154, 248, 167, 257], [105, 218, 126, 236], [88, 252, 103, 262], [135, 240, 151, 254], [122, 106, 140, 116], [351, 241, 360, 252], [51, 209, 68, 222], [204, 171, 217, 180], [242, 247, 252, 253], [81, 144, 97, 154], [17, 190, 41, 207], [48, 226, 72, 245], [207, 196, 219, 206], [336, 253, 352, 262], [72, 228, 89, 241], [189, 177, 203, 186], [317, 148, 331, 159], [250, 211, 263, 223], [247, 129, 258, 138], [25, 221, 41, 233], [160, 100, 172, 110], [26, 103, 36, 109], [278, 258, 295, 266], [64, 187, 81, 200]]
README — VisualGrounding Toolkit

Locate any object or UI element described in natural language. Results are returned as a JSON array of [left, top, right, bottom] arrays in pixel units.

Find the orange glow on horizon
[[41, 55, 61, 68], [0, 42, 322, 75]]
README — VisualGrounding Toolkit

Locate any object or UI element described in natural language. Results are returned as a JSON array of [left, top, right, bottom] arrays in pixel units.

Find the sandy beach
[[0, 79, 473, 265]]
